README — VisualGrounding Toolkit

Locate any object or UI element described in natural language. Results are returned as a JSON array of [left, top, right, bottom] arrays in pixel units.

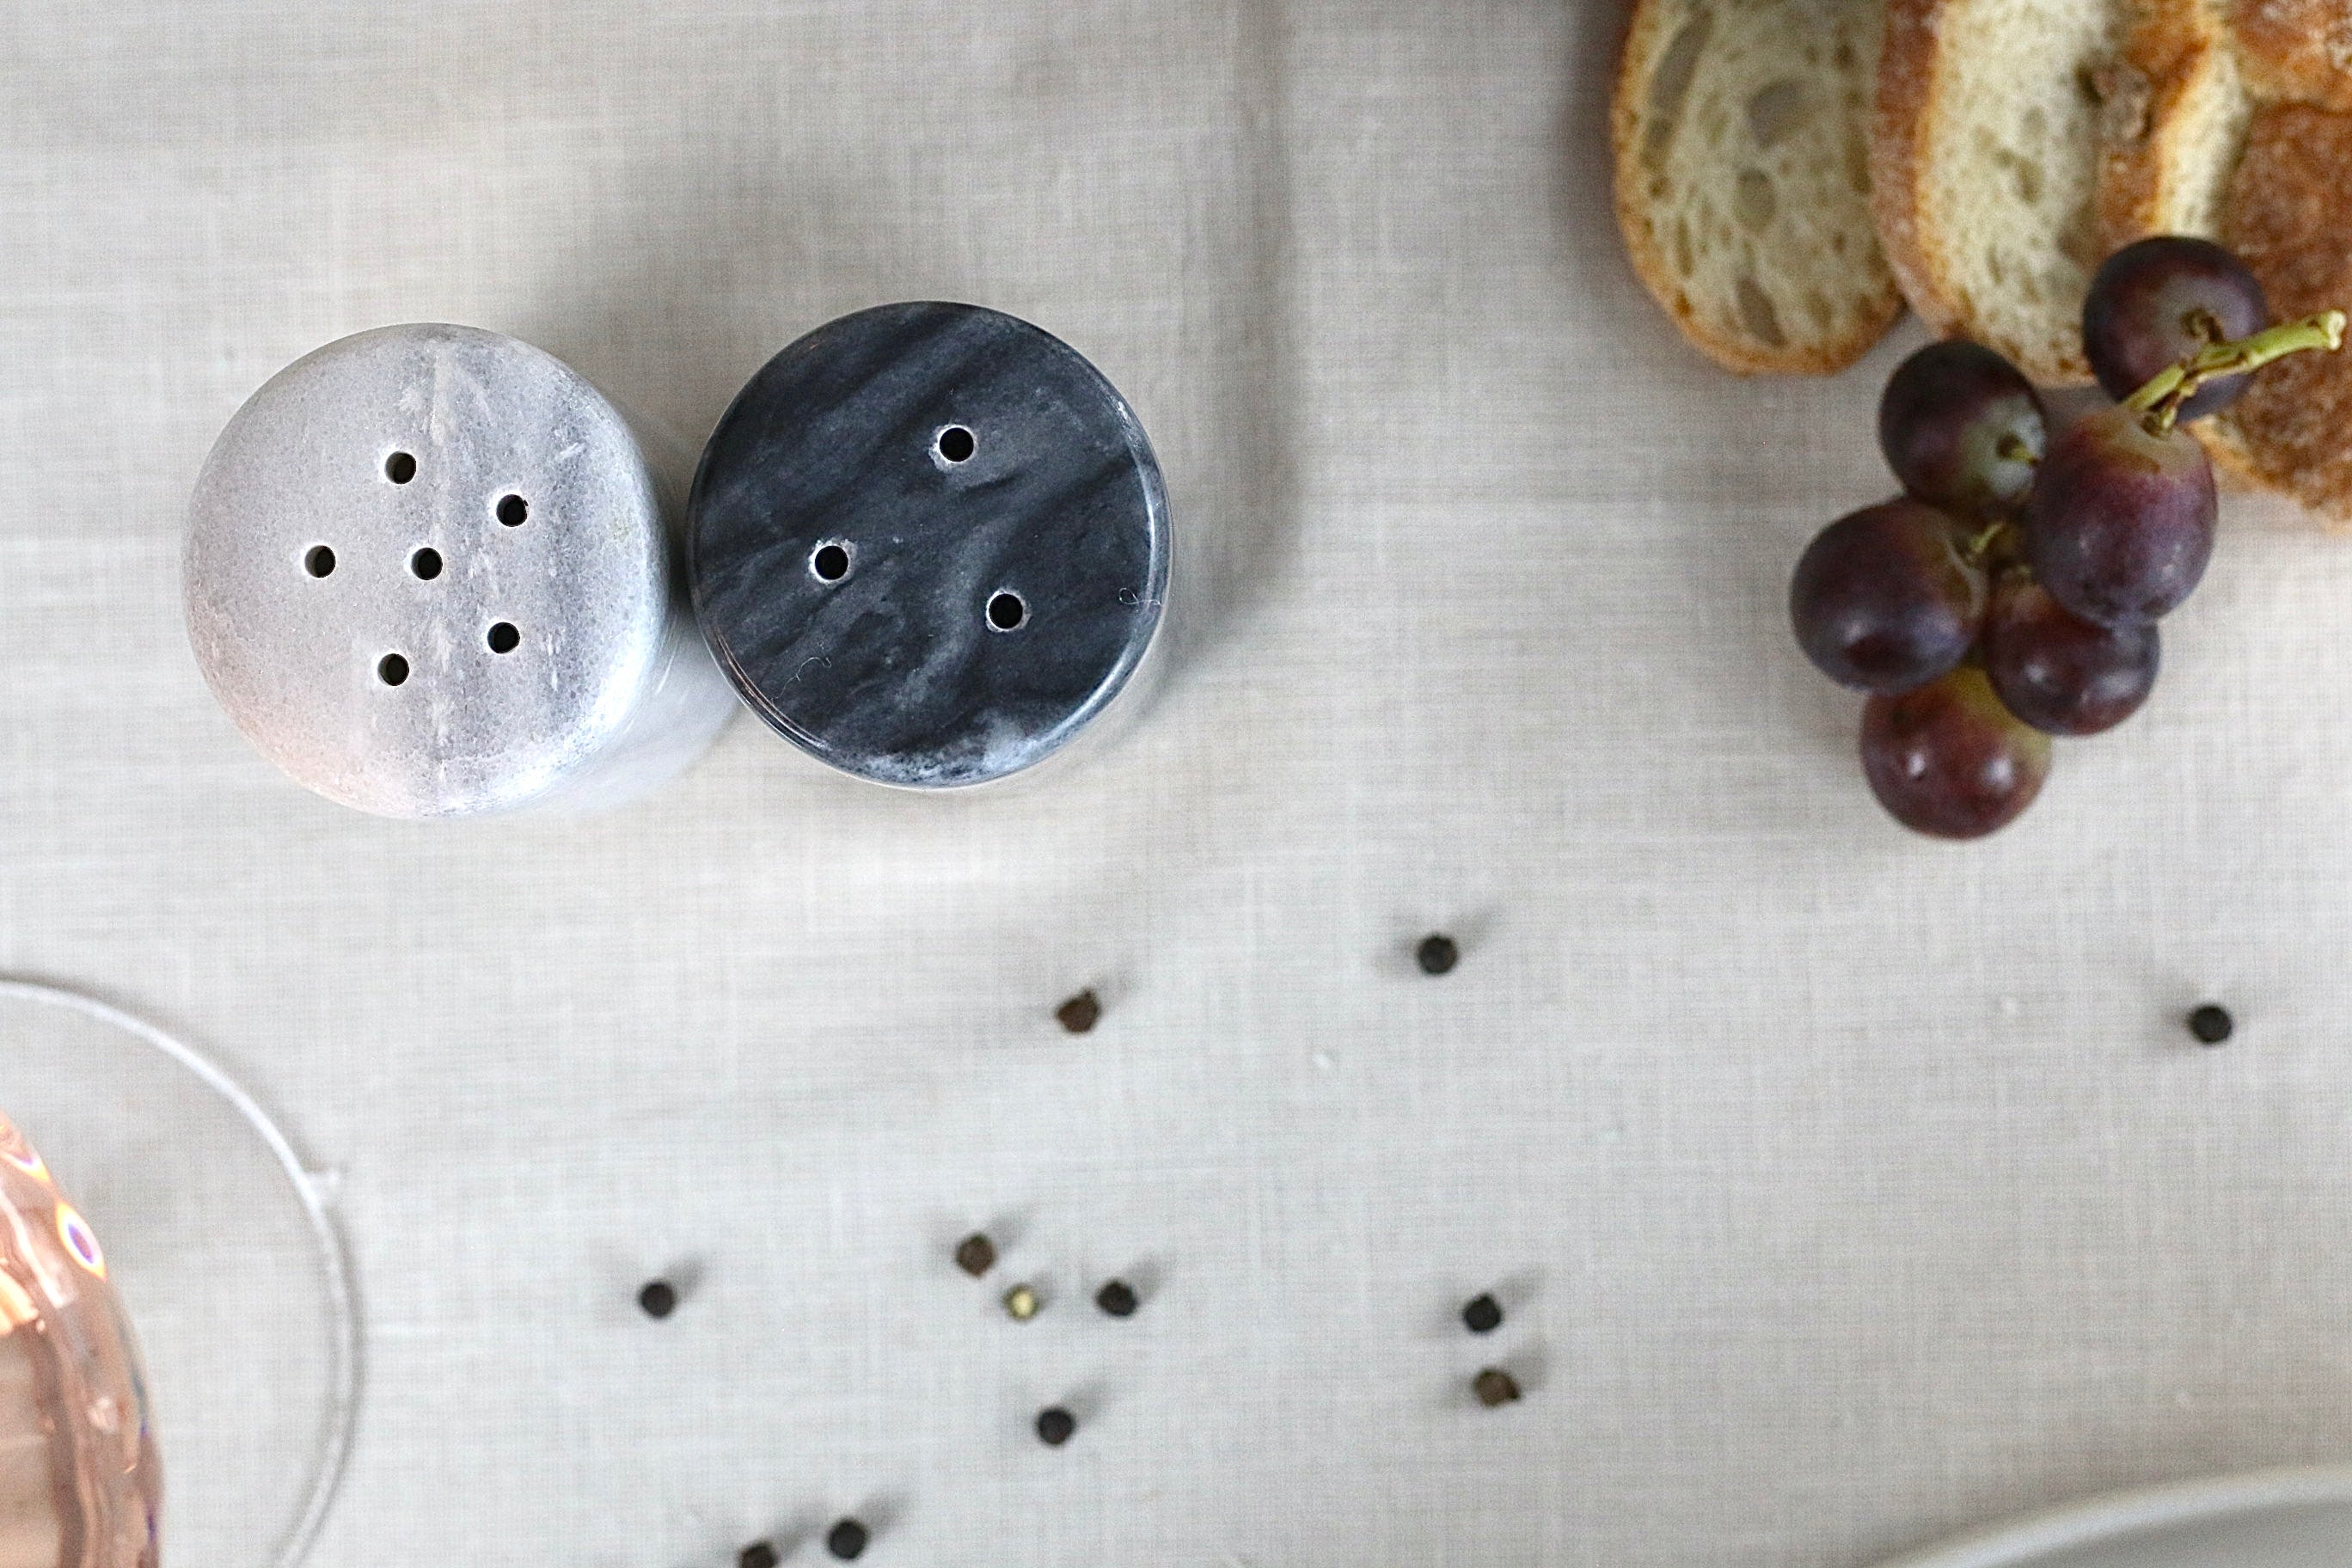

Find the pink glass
[[0, 1112, 159, 1568]]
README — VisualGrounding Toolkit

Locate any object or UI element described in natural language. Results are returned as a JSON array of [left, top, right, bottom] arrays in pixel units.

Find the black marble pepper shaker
[[689, 302, 1172, 788]]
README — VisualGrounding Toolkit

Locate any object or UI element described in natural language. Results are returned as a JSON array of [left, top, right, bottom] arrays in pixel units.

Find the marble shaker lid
[[688, 302, 1170, 788]]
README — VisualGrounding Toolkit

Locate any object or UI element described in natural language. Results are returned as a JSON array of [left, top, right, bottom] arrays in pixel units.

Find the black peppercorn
[[954, 1233, 997, 1277], [1461, 1293, 1503, 1334], [1417, 934, 1459, 976], [1473, 1367, 1522, 1407], [2189, 1004, 2233, 1045], [826, 1518, 869, 1560], [637, 1280, 677, 1320], [1057, 989, 1103, 1034], [1035, 1406, 1077, 1446], [1094, 1279, 1139, 1318], [739, 1542, 780, 1568]]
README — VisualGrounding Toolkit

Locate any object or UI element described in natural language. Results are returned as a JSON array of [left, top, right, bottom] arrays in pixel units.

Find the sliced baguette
[[1612, 0, 1901, 375], [1872, 0, 2131, 383]]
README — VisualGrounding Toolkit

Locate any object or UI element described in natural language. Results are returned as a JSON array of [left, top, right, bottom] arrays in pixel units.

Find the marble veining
[[689, 302, 1169, 787]]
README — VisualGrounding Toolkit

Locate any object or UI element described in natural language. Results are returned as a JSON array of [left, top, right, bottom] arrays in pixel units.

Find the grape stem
[[2125, 309, 2348, 432], [1962, 518, 2010, 566]]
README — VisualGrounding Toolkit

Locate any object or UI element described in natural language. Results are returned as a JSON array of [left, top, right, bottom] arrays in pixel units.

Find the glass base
[[0, 982, 356, 1568]]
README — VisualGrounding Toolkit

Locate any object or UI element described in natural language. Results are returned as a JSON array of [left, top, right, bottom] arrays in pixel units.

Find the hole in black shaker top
[[936, 425, 976, 463], [384, 451, 416, 484], [303, 545, 336, 578], [987, 591, 1026, 632], [812, 542, 851, 582]]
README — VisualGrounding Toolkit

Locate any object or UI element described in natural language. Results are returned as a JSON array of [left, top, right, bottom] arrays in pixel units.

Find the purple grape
[[1878, 339, 2048, 515], [1860, 665, 2052, 839], [1981, 572, 2159, 735], [2023, 404, 2215, 626], [2084, 236, 2269, 420], [1790, 498, 1987, 693]]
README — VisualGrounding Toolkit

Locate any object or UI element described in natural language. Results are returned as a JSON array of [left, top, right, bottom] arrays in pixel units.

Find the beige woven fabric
[[3, 1, 2352, 1564]]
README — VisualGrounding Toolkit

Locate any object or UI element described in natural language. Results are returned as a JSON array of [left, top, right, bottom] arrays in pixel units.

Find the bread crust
[[1868, 0, 1955, 342], [1611, 0, 1902, 375]]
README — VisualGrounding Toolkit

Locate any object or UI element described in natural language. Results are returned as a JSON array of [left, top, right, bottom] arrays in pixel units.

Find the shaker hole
[[986, 591, 1027, 632], [487, 622, 520, 654], [377, 653, 410, 686], [936, 426, 977, 464], [410, 548, 443, 580], [303, 545, 336, 578], [812, 542, 852, 583], [496, 494, 528, 527], [384, 451, 417, 484]]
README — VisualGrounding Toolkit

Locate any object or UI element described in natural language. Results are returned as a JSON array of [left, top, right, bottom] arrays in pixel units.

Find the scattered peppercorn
[[1003, 1283, 1040, 1320], [1417, 934, 1460, 976], [637, 1280, 677, 1320], [2189, 1004, 2233, 1045], [1035, 1406, 1077, 1446], [1473, 1367, 1522, 1407], [1094, 1279, 1139, 1318], [826, 1518, 869, 1560], [1057, 989, 1102, 1034], [739, 1542, 780, 1568], [954, 1233, 997, 1277], [1461, 1293, 1503, 1334]]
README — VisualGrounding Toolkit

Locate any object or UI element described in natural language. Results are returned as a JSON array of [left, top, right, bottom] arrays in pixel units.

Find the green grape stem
[[2124, 309, 2348, 432], [1962, 518, 2010, 565]]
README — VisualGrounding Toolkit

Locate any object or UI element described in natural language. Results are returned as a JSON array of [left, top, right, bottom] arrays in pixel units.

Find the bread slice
[[1872, 0, 2132, 383], [1612, 0, 1901, 375]]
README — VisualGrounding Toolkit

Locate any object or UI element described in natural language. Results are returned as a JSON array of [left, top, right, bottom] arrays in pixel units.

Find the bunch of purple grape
[[1790, 236, 2339, 839]]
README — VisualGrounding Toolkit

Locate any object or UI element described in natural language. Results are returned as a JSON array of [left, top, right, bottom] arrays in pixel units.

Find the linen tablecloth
[[3, 2, 2350, 1564]]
